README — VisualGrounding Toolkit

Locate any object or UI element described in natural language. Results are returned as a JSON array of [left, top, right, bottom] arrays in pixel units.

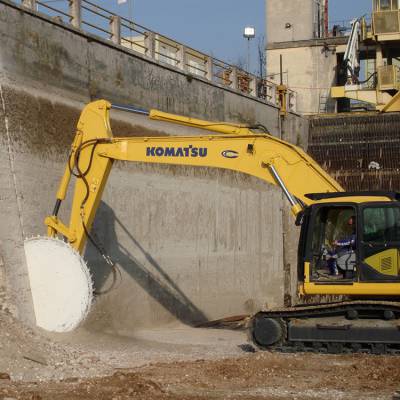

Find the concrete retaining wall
[[0, 0, 308, 331]]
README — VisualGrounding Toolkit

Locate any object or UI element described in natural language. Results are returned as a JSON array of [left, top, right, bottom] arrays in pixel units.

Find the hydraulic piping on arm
[[112, 103, 270, 136], [266, 163, 304, 216]]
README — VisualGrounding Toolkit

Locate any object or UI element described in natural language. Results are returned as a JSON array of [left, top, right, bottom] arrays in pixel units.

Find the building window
[[380, 0, 393, 10]]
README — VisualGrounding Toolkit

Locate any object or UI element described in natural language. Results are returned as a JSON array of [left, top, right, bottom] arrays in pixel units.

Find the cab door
[[360, 204, 400, 281], [306, 204, 357, 281]]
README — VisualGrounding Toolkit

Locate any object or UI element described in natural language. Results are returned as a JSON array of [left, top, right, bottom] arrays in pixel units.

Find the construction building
[[265, 0, 346, 114], [332, 0, 400, 112], [267, 0, 400, 114]]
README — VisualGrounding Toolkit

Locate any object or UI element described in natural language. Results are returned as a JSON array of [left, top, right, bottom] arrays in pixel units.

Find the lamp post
[[117, 0, 133, 20], [128, 0, 133, 21], [243, 26, 255, 73]]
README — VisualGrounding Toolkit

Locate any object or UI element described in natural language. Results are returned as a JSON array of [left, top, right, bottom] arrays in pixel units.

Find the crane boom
[[344, 18, 361, 85]]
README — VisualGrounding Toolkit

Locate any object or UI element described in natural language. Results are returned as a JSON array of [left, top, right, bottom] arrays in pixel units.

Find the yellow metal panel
[[314, 196, 392, 204], [304, 262, 311, 283], [345, 90, 380, 105], [365, 248, 399, 276], [301, 261, 400, 296], [331, 86, 345, 98], [376, 33, 400, 41], [303, 281, 400, 296], [382, 90, 400, 112]]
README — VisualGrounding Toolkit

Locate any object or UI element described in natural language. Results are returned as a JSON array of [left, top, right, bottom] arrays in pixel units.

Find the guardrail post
[[205, 56, 213, 81], [230, 67, 238, 90], [249, 75, 256, 96], [271, 85, 278, 106], [288, 91, 297, 112], [145, 31, 155, 59], [69, 0, 82, 28], [178, 45, 188, 72], [22, 0, 36, 10], [110, 16, 121, 45], [256, 78, 264, 100], [69, 0, 81, 28]]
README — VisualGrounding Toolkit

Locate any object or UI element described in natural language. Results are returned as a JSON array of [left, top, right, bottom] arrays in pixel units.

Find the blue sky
[[106, 0, 371, 74]]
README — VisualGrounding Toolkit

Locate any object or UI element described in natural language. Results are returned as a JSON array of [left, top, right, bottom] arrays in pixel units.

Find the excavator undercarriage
[[251, 301, 400, 354]]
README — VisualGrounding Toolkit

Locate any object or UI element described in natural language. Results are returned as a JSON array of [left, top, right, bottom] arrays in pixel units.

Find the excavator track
[[250, 301, 400, 355]]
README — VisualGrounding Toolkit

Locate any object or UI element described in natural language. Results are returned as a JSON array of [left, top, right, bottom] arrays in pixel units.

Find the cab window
[[374, 0, 398, 10], [310, 206, 356, 280], [361, 206, 400, 280], [380, 0, 392, 10], [363, 206, 400, 243]]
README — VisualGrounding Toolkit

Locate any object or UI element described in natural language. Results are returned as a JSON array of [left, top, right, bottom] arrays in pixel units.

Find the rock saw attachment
[[24, 236, 93, 332]]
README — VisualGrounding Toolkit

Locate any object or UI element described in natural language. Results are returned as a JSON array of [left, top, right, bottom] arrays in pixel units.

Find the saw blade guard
[[24, 236, 94, 332]]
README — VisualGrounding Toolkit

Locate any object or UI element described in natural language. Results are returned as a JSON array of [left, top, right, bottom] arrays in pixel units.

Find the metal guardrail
[[328, 17, 372, 37], [15, 0, 297, 113]]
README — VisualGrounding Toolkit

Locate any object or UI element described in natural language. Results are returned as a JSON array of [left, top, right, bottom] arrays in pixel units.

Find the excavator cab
[[298, 193, 400, 296], [308, 205, 356, 280]]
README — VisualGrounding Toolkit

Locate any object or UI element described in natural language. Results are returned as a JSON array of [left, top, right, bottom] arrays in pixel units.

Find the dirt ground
[[0, 306, 400, 400], [1, 351, 400, 400]]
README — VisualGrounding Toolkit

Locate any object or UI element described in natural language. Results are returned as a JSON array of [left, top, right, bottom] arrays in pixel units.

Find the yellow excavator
[[24, 100, 400, 353]]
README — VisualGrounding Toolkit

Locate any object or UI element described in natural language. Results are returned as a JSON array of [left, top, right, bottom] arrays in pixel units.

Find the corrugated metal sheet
[[308, 113, 400, 191]]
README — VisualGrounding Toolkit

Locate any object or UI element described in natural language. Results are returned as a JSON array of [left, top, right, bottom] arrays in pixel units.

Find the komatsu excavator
[[24, 100, 400, 353]]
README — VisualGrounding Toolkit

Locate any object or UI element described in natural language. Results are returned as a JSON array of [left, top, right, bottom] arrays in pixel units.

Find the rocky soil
[[1, 351, 400, 399], [0, 309, 399, 400]]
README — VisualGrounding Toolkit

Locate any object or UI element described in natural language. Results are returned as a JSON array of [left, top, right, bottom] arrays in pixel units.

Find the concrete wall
[[266, 0, 316, 43], [266, 0, 348, 115], [0, 0, 283, 127], [0, 0, 308, 331]]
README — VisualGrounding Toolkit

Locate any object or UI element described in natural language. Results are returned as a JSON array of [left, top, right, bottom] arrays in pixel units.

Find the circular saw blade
[[24, 236, 94, 332]]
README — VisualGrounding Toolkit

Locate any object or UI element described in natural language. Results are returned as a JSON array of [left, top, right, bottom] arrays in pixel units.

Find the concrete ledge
[[267, 36, 348, 50]]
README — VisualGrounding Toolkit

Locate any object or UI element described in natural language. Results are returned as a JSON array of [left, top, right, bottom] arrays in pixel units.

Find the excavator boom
[[46, 100, 343, 254]]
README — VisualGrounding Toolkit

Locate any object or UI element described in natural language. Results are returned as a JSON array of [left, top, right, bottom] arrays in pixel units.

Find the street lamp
[[243, 26, 255, 73], [117, 0, 134, 20]]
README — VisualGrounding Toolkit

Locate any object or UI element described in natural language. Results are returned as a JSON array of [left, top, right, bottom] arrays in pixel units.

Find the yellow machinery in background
[[25, 100, 400, 353], [331, 0, 400, 112]]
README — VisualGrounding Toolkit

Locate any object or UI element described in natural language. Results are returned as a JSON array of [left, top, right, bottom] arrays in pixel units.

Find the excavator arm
[[45, 100, 343, 254], [24, 99, 344, 333]]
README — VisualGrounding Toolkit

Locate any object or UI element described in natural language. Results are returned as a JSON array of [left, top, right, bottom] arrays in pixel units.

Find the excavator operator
[[326, 215, 356, 276]]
